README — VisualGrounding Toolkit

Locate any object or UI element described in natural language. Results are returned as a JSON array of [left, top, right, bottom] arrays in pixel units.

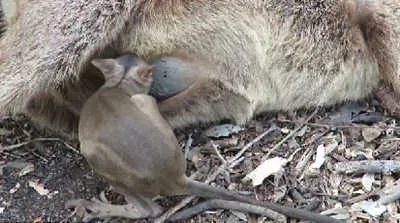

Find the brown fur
[[0, 0, 399, 138], [78, 59, 339, 222]]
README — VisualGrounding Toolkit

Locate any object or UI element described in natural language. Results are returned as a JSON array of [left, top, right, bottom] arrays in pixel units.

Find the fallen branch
[[335, 160, 400, 175], [167, 199, 286, 222], [278, 120, 357, 129]]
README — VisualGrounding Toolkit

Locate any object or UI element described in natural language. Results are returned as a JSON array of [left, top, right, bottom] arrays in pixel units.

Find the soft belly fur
[[0, 0, 399, 138]]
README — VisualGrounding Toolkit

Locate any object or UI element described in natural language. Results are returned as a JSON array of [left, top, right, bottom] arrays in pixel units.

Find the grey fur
[[0, 0, 399, 138], [0, 1, 5, 37]]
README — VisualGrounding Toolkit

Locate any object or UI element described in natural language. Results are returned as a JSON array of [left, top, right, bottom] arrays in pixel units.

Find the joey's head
[[91, 55, 155, 95]]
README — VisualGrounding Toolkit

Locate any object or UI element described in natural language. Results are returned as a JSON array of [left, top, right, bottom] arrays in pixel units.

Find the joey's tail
[[186, 179, 342, 223]]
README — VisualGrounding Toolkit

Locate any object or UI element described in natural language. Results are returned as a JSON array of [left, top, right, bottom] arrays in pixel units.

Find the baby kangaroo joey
[[68, 55, 342, 223]]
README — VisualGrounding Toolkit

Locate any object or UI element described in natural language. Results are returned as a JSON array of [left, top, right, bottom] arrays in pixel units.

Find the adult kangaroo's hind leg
[[25, 91, 80, 138], [356, 1, 400, 115], [148, 56, 255, 128]]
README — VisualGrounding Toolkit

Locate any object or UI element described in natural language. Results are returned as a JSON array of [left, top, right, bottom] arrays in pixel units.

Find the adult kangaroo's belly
[[149, 51, 381, 120]]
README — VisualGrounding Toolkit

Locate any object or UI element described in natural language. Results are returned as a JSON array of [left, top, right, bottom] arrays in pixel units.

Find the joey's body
[[0, 1, 399, 137], [77, 56, 340, 222], [79, 89, 187, 198]]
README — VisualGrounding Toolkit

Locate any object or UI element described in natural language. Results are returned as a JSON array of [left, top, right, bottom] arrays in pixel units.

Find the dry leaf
[[280, 127, 290, 134], [204, 124, 243, 138], [362, 127, 381, 143], [309, 144, 326, 169], [353, 189, 366, 196], [357, 200, 387, 217], [242, 157, 288, 186], [0, 128, 11, 136], [33, 216, 42, 223], [320, 207, 350, 220], [230, 210, 247, 221], [28, 180, 50, 196], [362, 174, 375, 192], [295, 126, 307, 137], [9, 183, 21, 194], [18, 163, 34, 177], [325, 139, 339, 154], [47, 190, 59, 199]]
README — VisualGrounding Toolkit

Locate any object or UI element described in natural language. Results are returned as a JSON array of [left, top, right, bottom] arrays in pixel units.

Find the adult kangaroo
[[0, 0, 399, 138]]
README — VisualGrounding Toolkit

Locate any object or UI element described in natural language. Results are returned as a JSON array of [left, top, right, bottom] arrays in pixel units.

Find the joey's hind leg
[[158, 79, 254, 129], [66, 195, 163, 222]]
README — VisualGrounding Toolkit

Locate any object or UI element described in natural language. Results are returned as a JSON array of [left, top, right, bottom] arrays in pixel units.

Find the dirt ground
[[1, 98, 400, 223]]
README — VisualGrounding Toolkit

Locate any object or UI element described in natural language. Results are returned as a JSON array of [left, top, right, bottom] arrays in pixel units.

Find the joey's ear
[[137, 65, 155, 84], [91, 58, 120, 78]]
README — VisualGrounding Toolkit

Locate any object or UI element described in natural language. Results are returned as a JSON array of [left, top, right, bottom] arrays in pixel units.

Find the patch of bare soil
[[1, 99, 399, 223], [0, 115, 107, 222]]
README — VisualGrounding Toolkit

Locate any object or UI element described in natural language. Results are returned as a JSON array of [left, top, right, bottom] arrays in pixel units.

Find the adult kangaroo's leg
[[356, 1, 400, 114], [147, 56, 254, 128], [158, 78, 254, 128]]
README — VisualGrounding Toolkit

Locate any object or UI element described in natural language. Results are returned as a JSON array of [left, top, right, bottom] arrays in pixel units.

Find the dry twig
[[155, 126, 278, 222], [210, 140, 227, 164], [184, 133, 193, 158], [264, 108, 318, 160], [0, 137, 79, 154]]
